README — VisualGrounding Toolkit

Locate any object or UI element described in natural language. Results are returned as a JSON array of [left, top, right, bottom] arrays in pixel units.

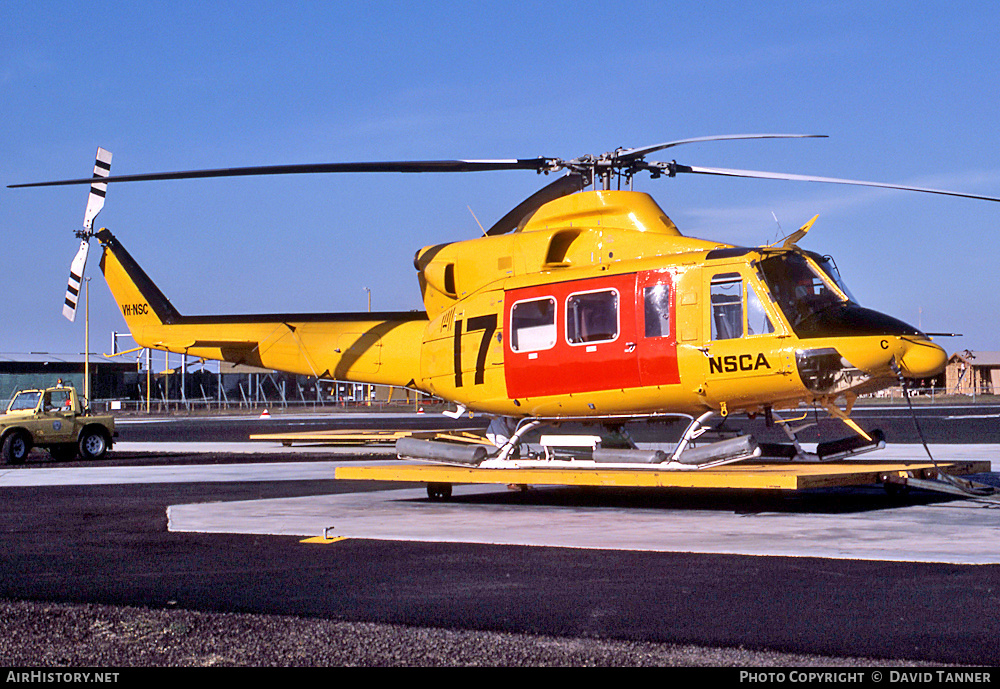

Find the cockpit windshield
[[758, 250, 923, 339], [807, 251, 857, 303], [758, 252, 849, 331]]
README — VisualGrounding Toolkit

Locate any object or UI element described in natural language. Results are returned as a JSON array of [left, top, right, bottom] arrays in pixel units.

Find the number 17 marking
[[454, 314, 497, 387]]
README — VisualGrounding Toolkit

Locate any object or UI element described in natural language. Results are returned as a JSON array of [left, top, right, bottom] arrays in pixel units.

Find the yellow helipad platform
[[335, 460, 990, 491]]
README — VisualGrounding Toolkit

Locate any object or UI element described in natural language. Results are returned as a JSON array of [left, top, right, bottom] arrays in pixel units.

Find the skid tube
[[410, 410, 884, 471], [448, 412, 765, 471]]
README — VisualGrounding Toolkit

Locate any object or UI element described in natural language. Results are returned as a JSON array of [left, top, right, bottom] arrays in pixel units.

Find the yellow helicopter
[[12, 135, 1000, 470]]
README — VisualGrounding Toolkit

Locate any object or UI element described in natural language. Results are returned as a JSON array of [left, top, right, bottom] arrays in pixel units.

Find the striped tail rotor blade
[[63, 239, 90, 322], [83, 148, 112, 231]]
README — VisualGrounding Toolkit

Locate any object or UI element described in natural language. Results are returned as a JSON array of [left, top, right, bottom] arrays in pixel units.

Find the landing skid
[[486, 412, 889, 470], [756, 409, 887, 463], [397, 412, 831, 471], [397, 410, 996, 500]]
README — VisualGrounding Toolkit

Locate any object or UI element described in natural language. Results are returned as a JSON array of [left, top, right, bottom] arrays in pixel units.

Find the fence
[[866, 385, 997, 402], [89, 379, 443, 415]]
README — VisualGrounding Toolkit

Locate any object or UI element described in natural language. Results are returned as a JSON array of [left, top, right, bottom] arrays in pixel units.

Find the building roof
[[0, 352, 86, 364], [0, 352, 135, 368], [947, 351, 1000, 367]]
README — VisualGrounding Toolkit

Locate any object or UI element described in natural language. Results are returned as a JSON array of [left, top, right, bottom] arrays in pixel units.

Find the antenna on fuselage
[[467, 205, 487, 236], [771, 211, 783, 245]]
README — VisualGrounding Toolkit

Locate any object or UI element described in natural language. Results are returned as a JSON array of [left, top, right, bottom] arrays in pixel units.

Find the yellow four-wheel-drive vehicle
[[0, 387, 115, 464]]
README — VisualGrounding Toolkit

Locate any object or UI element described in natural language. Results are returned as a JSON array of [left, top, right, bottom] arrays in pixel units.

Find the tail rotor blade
[[83, 148, 112, 231], [63, 239, 90, 322], [65, 147, 111, 322]]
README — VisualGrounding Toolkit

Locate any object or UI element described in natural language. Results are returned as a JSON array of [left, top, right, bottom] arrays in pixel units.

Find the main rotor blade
[[666, 163, 1000, 203], [616, 134, 827, 162], [486, 172, 588, 236], [9, 158, 555, 188]]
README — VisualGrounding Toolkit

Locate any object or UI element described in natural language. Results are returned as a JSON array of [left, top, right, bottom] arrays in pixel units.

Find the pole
[[84, 278, 90, 402], [365, 287, 372, 405]]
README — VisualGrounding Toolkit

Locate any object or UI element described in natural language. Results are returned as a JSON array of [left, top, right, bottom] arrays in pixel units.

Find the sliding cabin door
[[503, 274, 641, 398]]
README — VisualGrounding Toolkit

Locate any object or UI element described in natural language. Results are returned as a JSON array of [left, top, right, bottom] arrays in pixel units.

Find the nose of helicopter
[[896, 338, 948, 378]]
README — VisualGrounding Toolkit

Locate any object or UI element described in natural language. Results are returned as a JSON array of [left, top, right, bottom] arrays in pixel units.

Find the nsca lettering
[[709, 353, 771, 374]]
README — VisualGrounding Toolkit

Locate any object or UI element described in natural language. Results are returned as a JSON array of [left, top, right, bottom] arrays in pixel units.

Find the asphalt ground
[[1, 406, 999, 669]]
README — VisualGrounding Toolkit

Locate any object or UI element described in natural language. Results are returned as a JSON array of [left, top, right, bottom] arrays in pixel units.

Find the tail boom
[[97, 229, 427, 387]]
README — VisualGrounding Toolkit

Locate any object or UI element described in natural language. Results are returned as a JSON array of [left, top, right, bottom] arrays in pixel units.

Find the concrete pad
[[0, 460, 392, 487], [166, 483, 1000, 564], [161, 444, 1000, 566]]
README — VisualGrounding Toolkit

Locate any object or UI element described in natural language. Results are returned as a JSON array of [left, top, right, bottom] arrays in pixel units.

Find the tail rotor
[[62, 148, 111, 322]]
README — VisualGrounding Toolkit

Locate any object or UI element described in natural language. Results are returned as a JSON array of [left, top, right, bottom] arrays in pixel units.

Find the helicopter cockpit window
[[711, 273, 743, 340], [758, 253, 847, 330], [510, 297, 557, 352], [644, 284, 671, 338], [567, 289, 619, 344]]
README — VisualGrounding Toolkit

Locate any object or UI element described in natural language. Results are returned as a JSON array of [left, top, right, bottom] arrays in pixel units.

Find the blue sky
[[3, 1, 1000, 364]]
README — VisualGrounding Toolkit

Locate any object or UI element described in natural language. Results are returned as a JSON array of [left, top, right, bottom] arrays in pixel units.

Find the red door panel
[[635, 269, 680, 386], [504, 274, 641, 398]]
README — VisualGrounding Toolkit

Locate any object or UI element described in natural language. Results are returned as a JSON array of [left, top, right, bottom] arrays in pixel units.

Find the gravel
[[0, 599, 934, 668]]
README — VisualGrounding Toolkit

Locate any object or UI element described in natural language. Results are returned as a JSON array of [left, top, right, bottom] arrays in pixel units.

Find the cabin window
[[510, 297, 557, 352], [711, 273, 743, 340], [746, 284, 775, 336], [44, 389, 72, 412], [643, 284, 671, 338], [566, 289, 619, 344]]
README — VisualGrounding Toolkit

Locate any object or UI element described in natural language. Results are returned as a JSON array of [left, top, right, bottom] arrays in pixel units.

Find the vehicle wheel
[[78, 429, 109, 460], [427, 482, 453, 501], [1, 432, 30, 465]]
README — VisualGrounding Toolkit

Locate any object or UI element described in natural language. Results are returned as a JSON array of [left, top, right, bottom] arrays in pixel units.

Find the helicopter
[[11, 134, 1000, 470]]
